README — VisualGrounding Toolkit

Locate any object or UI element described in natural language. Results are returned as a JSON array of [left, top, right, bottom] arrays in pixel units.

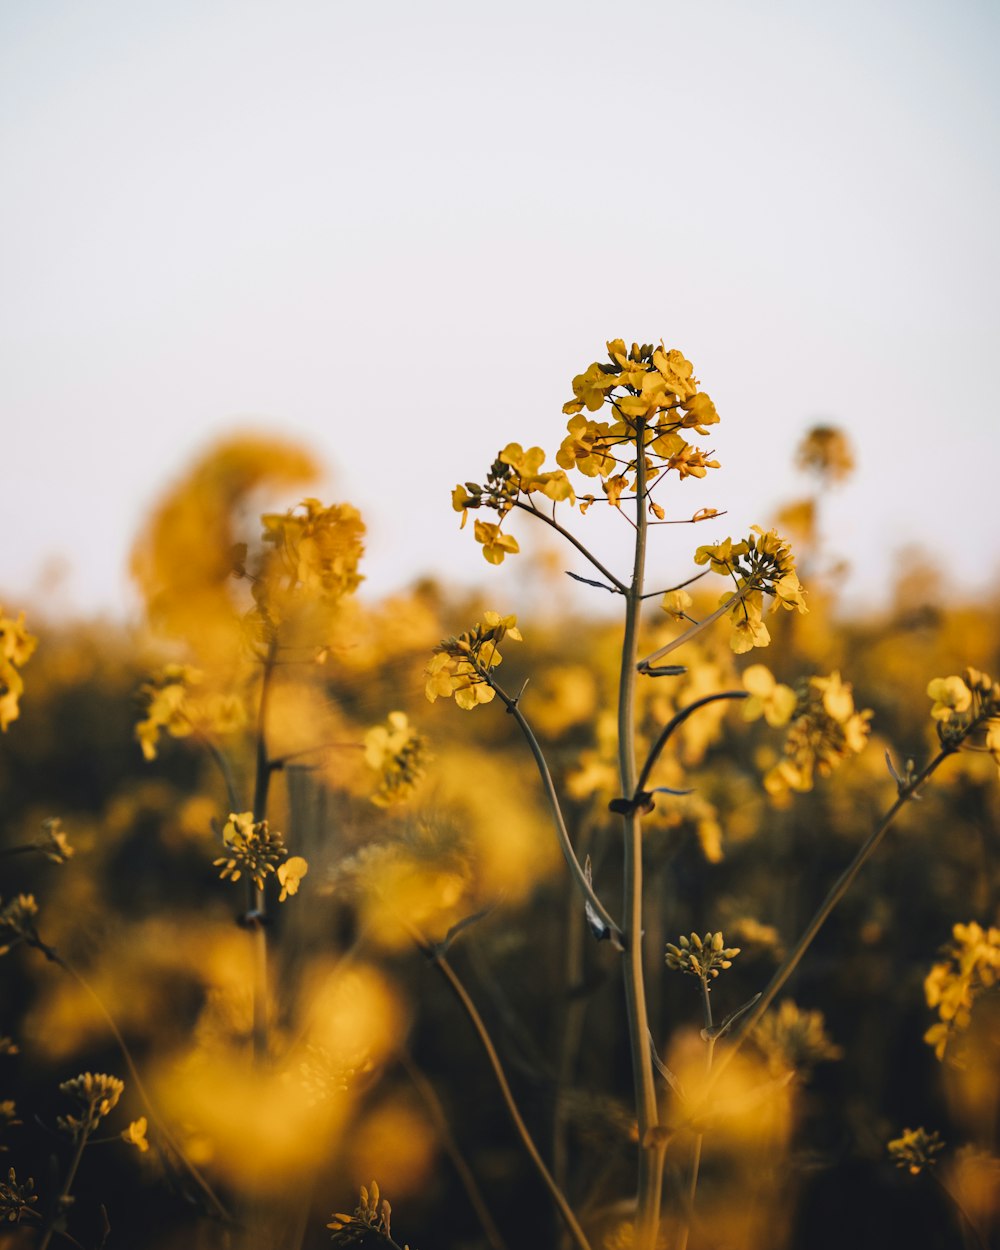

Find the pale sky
[[2, 0, 998, 621]]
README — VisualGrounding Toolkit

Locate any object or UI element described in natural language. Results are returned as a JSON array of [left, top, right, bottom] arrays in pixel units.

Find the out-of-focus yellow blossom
[[364, 712, 428, 806], [0, 894, 39, 957], [742, 665, 797, 727], [121, 1116, 149, 1153], [888, 1126, 944, 1174], [277, 856, 309, 902], [924, 921, 1000, 1060], [36, 817, 74, 864], [135, 664, 248, 762], [260, 498, 365, 606], [213, 812, 288, 891], [762, 672, 871, 800], [795, 424, 855, 485], [752, 1000, 842, 1078], [131, 434, 318, 664], [425, 613, 522, 710], [0, 607, 37, 732], [661, 589, 693, 620]]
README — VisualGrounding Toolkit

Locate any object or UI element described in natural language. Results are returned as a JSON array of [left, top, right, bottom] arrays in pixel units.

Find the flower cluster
[[260, 498, 365, 606], [364, 712, 429, 806], [887, 1126, 944, 1175], [695, 527, 807, 653], [927, 668, 1000, 769], [36, 817, 74, 865], [0, 895, 39, 958], [452, 340, 721, 563], [55, 1073, 124, 1142], [135, 664, 247, 761], [665, 932, 740, 980], [795, 425, 855, 485], [751, 1000, 843, 1078], [0, 606, 37, 732], [0, 1167, 37, 1225], [425, 613, 522, 710], [213, 812, 291, 892], [761, 672, 871, 800], [924, 921, 1000, 1060], [328, 1180, 399, 1246]]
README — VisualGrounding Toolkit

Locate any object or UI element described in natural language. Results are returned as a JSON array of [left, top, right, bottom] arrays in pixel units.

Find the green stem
[[38, 1129, 89, 1250], [618, 429, 663, 1250], [676, 980, 715, 1250], [400, 1052, 509, 1250], [430, 950, 594, 1250], [482, 669, 621, 944], [249, 637, 278, 1063]]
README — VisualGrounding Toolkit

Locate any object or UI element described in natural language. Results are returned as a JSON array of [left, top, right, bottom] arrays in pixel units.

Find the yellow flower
[[927, 676, 972, 722], [277, 856, 309, 902], [694, 538, 748, 575], [812, 672, 855, 723], [121, 1117, 149, 1153], [473, 520, 520, 565], [0, 607, 37, 732], [499, 442, 546, 478], [742, 665, 797, 726], [661, 589, 693, 620]]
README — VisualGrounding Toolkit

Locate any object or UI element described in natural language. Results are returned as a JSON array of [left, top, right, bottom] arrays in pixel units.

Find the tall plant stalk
[[617, 425, 665, 1249]]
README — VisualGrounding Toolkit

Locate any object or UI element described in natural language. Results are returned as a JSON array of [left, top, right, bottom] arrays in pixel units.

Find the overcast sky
[[2, 0, 998, 621]]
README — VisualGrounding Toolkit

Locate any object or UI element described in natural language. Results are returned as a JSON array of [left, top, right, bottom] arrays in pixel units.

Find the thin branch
[[512, 499, 627, 593], [637, 583, 752, 672], [635, 692, 748, 797], [425, 947, 594, 1250], [400, 1052, 509, 1250], [478, 667, 622, 946], [716, 746, 955, 1081], [194, 732, 241, 813]]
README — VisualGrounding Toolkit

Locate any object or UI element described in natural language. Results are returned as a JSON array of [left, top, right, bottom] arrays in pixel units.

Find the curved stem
[[481, 669, 621, 944], [430, 950, 594, 1250], [513, 499, 626, 593], [635, 691, 748, 797], [400, 1052, 509, 1250]]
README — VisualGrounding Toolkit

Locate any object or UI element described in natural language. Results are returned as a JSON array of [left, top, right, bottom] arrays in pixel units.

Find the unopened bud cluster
[[665, 931, 740, 980], [56, 1073, 124, 1142]]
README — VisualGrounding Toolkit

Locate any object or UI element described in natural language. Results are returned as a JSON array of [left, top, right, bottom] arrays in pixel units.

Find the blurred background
[[2, 3, 1000, 1249]]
